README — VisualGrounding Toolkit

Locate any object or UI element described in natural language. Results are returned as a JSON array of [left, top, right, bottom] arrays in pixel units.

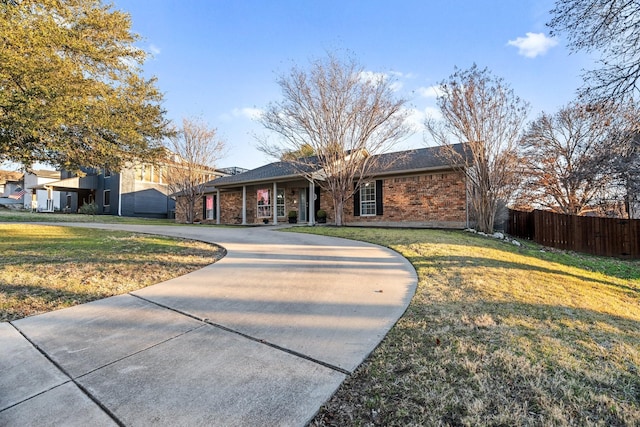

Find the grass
[[0, 208, 177, 224], [285, 227, 640, 427], [0, 224, 225, 321]]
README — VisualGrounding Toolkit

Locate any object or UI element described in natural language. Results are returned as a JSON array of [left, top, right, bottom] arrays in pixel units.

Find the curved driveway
[[1, 224, 417, 426]]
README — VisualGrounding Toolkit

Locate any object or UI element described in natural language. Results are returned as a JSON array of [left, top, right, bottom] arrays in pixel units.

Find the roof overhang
[[33, 176, 98, 192], [213, 173, 313, 190]]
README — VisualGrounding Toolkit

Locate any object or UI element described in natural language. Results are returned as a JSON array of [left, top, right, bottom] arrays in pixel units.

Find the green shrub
[[78, 202, 98, 215]]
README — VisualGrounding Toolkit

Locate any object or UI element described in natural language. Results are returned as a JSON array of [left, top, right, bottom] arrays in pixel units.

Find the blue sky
[[112, 0, 594, 170]]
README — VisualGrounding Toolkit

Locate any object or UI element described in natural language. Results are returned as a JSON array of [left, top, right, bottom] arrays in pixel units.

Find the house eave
[[212, 173, 310, 190], [366, 164, 464, 178]]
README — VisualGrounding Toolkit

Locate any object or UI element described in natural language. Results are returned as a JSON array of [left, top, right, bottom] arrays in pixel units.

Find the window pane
[[206, 195, 214, 220], [360, 182, 376, 216], [276, 189, 285, 217], [257, 189, 271, 217]]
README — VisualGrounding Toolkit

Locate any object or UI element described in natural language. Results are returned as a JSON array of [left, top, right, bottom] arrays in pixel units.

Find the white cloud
[[359, 70, 407, 92], [358, 70, 388, 83], [149, 44, 161, 55], [417, 85, 444, 99], [404, 107, 442, 132], [232, 107, 263, 120], [507, 32, 558, 58]]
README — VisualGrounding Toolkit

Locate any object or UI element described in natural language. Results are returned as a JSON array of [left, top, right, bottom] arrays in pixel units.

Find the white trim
[[272, 182, 278, 225], [360, 181, 376, 216], [242, 186, 246, 225], [308, 180, 315, 226], [117, 174, 122, 216], [216, 189, 221, 225]]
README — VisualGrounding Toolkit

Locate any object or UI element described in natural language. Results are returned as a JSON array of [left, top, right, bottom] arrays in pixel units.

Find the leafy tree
[[280, 143, 315, 161], [0, 0, 171, 171], [259, 53, 411, 226], [548, 0, 640, 103], [164, 118, 226, 224], [426, 65, 529, 234]]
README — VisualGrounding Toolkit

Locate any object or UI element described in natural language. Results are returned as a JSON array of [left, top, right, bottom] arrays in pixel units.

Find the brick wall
[[175, 197, 203, 223], [342, 171, 467, 228], [220, 191, 243, 224]]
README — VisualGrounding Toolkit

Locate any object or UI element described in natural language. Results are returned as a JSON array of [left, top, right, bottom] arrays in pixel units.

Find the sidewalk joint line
[[8, 322, 127, 427], [74, 325, 205, 380], [129, 293, 352, 375]]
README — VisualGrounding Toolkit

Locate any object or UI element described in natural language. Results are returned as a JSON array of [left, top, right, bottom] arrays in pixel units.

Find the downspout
[[117, 173, 122, 216]]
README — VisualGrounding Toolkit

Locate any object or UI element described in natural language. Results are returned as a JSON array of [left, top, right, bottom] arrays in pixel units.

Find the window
[[257, 188, 271, 218], [205, 195, 215, 220], [360, 181, 376, 216], [354, 180, 383, 217], [144, 165, 152, 182], [276, 189, 285, 217], [103, 190, 111, 206]]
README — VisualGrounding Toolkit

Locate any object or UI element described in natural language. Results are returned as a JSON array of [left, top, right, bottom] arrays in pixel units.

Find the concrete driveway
[[0, 224, 417, 426]]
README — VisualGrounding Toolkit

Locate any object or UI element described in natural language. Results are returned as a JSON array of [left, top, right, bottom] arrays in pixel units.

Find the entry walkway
[[0, 224, 417, 426]]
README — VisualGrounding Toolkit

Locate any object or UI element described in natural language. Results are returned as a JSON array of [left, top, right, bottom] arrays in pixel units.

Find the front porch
[[209, 179, 325, 226]]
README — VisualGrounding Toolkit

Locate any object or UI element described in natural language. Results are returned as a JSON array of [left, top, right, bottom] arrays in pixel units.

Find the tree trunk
[[334, 195, 344, 226]]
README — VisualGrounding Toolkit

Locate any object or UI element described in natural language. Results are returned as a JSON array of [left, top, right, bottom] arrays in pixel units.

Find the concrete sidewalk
[[0, 225, 417, 426]]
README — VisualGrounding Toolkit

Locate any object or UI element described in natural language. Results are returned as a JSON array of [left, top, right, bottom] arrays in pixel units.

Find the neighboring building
[[24, 170, 61, 212], [40, 158, 231, 218], [0, 171, 24, 206], [184, 144, 469, 228], [0, 171, 23, 197]]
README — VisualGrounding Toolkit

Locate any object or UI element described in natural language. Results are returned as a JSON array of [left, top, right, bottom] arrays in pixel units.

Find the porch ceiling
[[32, 176, 98, 192]]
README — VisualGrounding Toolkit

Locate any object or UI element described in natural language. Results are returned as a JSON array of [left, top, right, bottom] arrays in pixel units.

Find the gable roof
[[212, 143, 465, 188], [367, 143, 467, 176], [212, 159, 320, 187]]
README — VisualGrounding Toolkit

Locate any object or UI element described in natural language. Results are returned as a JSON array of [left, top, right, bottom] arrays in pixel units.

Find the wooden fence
[[507, 209, 640, 259]]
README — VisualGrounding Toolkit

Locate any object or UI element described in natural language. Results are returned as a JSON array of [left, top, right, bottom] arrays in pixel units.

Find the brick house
[[182, 144, 469, 228]]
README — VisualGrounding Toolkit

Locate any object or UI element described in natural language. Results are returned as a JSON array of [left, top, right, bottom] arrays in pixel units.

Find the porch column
[[242, 186, 247, 225], [309, 180, 315, 226], [272, 182, 278, 225], [216, 189, 221, 225]]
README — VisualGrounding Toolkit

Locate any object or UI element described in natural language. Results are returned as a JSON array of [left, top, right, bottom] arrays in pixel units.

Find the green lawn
[[0, 224, 224, 321], [0, 208, 177, 224], [286, 227, 640, 427]]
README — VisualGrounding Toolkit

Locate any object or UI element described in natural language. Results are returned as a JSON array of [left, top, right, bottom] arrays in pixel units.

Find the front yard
[[1, 218, 638, 425], [288, 227, 640, 426], [0, 224, 224, 321]]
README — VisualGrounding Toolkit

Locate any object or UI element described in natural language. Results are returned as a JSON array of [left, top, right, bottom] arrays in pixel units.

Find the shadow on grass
[[407, 254, 640, 296], [351, 297, 640, 426], [0, 283, 111, 322]]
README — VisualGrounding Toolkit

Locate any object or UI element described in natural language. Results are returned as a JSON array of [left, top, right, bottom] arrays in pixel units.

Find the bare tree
[[426, 65, 529, 234], [548, 0, 640, 103], [259, 53, 411, 226], [518, 103, 620, 215], [605, 104, 640, 218], [164, 118, 226, 223]]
